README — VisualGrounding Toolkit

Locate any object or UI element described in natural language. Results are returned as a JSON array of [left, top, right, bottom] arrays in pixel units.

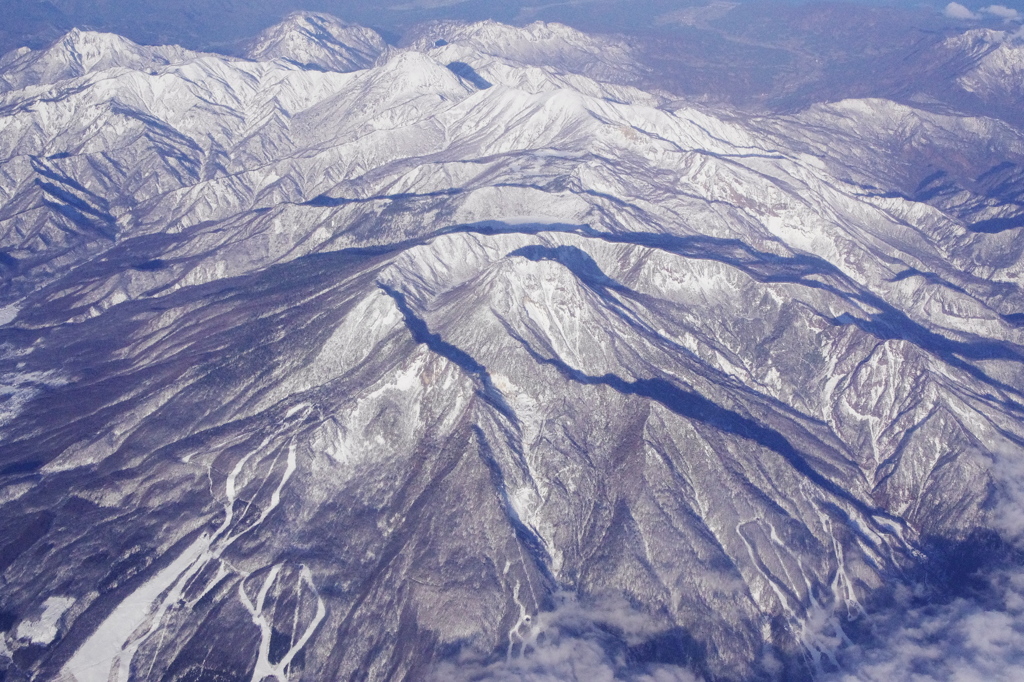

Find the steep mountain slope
[[0, 28, 201, 93], [0, 15, 1022, 682], [943, 28, 1024, 124], [243, 11, 387, 73]]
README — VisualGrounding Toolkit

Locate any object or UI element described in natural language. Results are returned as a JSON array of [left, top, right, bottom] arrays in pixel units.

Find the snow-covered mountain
[[0, 28, 201, 93], [243, 11, 387, 72], [0, 13, 1023, 682], [945, 28, 1024, 112]]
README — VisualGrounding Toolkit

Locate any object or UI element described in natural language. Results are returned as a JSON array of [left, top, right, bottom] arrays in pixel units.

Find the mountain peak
[[244, 12, 387, 73], [0, 28, 197, 91], [56, 27, 135, 60], [406, 19, 642, 88]]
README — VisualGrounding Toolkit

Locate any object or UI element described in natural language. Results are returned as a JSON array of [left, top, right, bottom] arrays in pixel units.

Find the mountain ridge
[[243, 11, 388, 73], [0, 11, 1022, 682]]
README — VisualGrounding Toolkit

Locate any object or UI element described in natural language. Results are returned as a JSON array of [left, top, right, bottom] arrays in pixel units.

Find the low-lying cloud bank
[[434, 566, 1024, 681], [828, 567, 1024, 682], [431, 594, 705, 681], [433, 476, 1024, 681], [832, 443, 1024, 682]]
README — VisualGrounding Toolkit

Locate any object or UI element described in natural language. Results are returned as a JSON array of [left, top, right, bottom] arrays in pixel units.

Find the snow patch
[[15, 596, 75, 645], [61, 534, 211, 682], [0, 303, 19, 326]]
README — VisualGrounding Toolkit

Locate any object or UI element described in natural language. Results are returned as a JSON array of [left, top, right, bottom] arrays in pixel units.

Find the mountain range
[[0, 9, 1023, 682]]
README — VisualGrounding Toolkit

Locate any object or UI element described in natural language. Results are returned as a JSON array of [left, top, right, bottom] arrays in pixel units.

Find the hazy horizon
[[0, 0, 1019, 54]]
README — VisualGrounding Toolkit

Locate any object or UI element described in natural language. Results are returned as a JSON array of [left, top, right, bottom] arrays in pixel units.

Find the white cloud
[[829, 436, 1024, 682], [983, 5, 1021, 21], [989, 442, 1024, 542], [945, 2, 981, 19], [433, 439, 1024, 681], [827, 568, 1024, 682], [430, 593, 704, 681]]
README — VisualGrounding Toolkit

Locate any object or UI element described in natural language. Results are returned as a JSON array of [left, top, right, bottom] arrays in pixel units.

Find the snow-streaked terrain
[[243, 12, 387, 73], [0, 12, 1022, 682]]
